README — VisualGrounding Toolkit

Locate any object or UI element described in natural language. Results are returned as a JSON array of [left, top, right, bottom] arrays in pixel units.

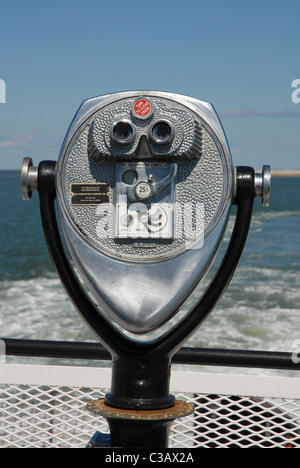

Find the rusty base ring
[[87, 399, 194, 421]]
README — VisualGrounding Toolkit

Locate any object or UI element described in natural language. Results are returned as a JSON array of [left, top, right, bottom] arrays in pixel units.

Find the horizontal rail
[[2, 363, 300, 399], [1, 338, 300, 371]]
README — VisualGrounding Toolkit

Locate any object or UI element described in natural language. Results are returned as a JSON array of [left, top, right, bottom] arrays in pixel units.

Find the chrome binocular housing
[[21, 91, 270, 336], [21, 91, 271, 420]]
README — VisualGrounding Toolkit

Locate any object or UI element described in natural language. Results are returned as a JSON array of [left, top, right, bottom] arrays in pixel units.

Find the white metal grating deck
[[1, 364, 300, 448]]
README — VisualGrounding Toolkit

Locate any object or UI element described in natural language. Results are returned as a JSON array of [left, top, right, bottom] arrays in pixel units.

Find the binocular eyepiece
[[110, 118, 176, 149]]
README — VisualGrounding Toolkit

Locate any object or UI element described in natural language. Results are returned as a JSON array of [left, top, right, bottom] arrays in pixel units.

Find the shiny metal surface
[[125, 162, 177, 202], [56, 91, 234, 334], [59, 210, 228, 333], [255, 165, 271, 206], [21, 157, 38, 200]]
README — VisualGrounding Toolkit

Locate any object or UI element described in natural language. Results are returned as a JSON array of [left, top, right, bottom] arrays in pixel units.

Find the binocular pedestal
[[87, 346, 194, 448], [21, 90, 271, 448], [34, 161, 260, 448]]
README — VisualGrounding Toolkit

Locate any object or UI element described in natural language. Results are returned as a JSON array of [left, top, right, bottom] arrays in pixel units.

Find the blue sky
[[1, 0, 300, 169]]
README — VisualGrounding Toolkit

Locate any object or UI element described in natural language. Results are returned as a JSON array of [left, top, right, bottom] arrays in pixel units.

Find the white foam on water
[[188, 264, 300, 355], [0, 276, 95, 342], [0, 256, 299, 374], [0, 263, 295, 351]]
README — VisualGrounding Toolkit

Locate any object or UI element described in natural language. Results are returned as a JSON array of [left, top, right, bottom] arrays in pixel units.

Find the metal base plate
[[87, 398, 194, 421]]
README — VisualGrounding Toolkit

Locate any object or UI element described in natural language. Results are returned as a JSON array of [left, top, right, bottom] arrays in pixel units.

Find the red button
[[133, 98, 152, 117]]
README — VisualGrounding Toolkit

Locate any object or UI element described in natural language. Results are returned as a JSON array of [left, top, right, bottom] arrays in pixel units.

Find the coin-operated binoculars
[[21, 91, 270, 448]]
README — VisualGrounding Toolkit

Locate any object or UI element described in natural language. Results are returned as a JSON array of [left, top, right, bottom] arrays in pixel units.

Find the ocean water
[[0, 171, 300, 368]]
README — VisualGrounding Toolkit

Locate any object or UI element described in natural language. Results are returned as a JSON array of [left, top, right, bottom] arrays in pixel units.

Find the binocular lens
[[111, 120, 136, 146], [153, 122, 171, 140], [150, 120, 175, 146]]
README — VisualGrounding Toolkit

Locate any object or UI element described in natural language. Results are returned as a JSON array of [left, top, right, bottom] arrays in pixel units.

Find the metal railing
[[1, 338, 300, 448], [2, 337, 300, 371]]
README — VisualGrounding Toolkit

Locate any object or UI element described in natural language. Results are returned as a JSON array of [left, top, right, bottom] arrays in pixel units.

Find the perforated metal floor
[[1, 383, 299, 448]]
